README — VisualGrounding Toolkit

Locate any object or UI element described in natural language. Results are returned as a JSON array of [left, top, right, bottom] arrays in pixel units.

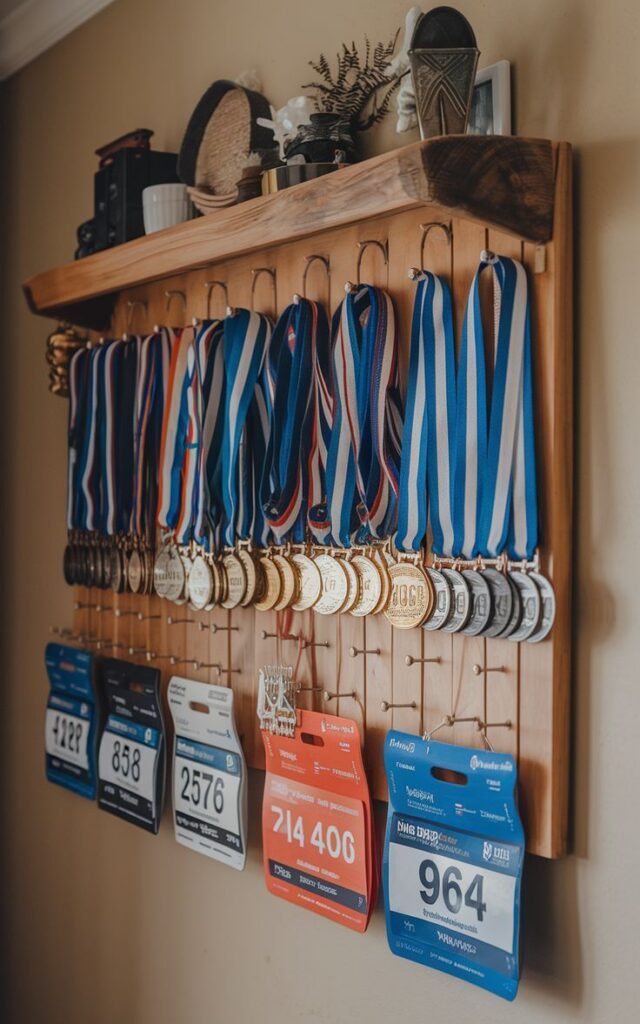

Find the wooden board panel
[[52, 143, 571, 858]]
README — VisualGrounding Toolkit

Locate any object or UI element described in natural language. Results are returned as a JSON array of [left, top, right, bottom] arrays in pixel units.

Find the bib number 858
[[111, 739, 141, 782], [419, 859, 487, 922]]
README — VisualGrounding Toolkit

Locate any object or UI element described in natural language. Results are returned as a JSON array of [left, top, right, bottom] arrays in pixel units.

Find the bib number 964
[[419, 859, 486, 921]]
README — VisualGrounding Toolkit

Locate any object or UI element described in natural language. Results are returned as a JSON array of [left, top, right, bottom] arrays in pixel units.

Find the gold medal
[[291, 552, 322, 611], [221, 551, 248, 609], [153, 546, 170, 598], [313, 553, 349, 615], [272, 552, 299, 610], [371, 546, 393, 614], [237, 546, 259, 606], [384, 558, 434, 629], [338, 555, 360, 613], [164, 547, 187, 604], [253, 554, 283, 611], [349, 553, 383, 616]]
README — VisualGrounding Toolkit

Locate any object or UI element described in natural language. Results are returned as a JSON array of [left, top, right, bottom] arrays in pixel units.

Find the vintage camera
[[74, 130, 179, 259]]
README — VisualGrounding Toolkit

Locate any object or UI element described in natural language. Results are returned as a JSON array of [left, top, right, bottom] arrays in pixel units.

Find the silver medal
[[164, 548, 186, 604], [526, 572, 556, 643], [461, 570, 493, 635], [153, 547, 171, 599], [188, 553, 214, 610], [508, 571, 542, 641], [481, 568, 514, 637], [440, 569, 471, 633], [423, 568, 452, 631]]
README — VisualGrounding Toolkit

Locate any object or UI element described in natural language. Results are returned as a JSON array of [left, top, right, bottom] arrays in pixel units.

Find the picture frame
[[467, 59, 512, 136]]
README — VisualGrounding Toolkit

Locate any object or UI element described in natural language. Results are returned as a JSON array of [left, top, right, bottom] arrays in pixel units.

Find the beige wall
[[1, 0, 639, 1021]]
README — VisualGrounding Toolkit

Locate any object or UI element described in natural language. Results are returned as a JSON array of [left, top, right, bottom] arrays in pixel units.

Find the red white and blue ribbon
[[221, 309, 271, 547], [326, 285, 402, 546], [261, 298, 331, 544]]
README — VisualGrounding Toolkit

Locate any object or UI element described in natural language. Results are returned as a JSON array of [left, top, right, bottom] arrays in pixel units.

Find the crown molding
[[0, 0, 114, 81]]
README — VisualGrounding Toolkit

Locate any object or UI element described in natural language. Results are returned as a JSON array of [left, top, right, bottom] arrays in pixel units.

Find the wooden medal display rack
[[25, 136, 573, 859]]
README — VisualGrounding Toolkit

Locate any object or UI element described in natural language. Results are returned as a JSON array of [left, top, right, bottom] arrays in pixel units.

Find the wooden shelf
[[23, 135, 557, 330]]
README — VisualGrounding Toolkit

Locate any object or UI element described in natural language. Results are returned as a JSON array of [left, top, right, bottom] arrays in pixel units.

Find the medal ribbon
[[454, 255, 537, 560], [396, 273, 457, 554], [262, 299, 330, 544], [157, 327, 196, 534], [66, 347, 90, 531], [221, 309, 271, 546], [192, 319, 225, 549], [326, 286, 402, 546]]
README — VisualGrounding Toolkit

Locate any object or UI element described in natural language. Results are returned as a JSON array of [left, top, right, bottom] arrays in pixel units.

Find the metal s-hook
[[293, 254, 330, 304], [408, 221, 452, 280], [345, 238, 389, 293], [204, 279, 234, 319], [122, 299, 148, 339], [250, 266, 276, 312]]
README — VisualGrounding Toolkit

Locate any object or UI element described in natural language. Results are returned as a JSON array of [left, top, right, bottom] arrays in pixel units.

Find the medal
[[163, 546, 186, 603], [423, 567, 452, 631], [337, 555, 360, 613], [508, 570, 542, 641], [349, 553, 383, 617], [385, 559, 433, 629], [272, 552, 299, 610], [440, 568, 471, 632], [127, 547, 144, 594], [221, 551, 248, 609], [254, 554, 283, 611], [290, 551, 322, 611], [480, 567, 513, 637], [461, 569, 493, 635], [188, 551, 214, 610], [237, 546, 259, 606], [371, 546, 393, 614], [314, 553, 349, 615], [527, 571, 556, 642]]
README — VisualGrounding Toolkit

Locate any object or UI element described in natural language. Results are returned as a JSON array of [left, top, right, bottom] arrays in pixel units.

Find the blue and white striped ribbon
[[66, 347, 89, 531], [157, 327, 194, 532], [454, 254, 537, 561], [326, 286, 402, 546], [221, 309, 271, 547], [396, 272, 456, 554]]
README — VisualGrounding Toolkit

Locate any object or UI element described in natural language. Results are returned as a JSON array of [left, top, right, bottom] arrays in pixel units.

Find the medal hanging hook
[[250, 266, 276, 312], [122, 299, 148, 340], [293, 254, 330, 304], [408, 221, 452, 281], [204, 279, 234, 319], [346, 238, 388, 293], [165, 289, 187, 320]]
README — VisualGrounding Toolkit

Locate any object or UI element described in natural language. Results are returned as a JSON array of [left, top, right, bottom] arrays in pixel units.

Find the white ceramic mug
[[142, 184, 190, 233]]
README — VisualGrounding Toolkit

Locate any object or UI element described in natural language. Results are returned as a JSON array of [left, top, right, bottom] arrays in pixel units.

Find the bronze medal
[[384, 559, 434, 629], [349, 554, 383, 617], [313, 553, 349, 615], [291, 553, 322, 611], [221, 551, 248, 609], [253, 554, 283, 611]]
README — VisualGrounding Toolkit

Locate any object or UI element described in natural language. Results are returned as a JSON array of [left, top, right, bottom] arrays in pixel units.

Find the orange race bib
[[261, 709, 375, 932]]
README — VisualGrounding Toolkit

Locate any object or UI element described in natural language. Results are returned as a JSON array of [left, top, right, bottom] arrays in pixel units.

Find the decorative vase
[[285, 112, 358, 164], [408, 47, 479, 138]]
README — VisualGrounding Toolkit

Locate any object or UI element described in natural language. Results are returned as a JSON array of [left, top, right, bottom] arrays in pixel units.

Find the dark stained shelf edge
[[24, 135, 560, 331]]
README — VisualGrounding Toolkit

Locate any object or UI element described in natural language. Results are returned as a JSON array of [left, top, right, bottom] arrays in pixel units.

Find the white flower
[[257, 97, 315, 159]]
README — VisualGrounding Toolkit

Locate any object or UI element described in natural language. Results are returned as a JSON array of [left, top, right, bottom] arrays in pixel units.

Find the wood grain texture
[[55, 141, 571, 857], [24, 138, 559, 331]]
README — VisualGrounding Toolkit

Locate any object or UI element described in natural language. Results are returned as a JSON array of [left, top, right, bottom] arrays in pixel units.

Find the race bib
[[97, 658, 166, 833], [169, 676, 247, 870], [383, 734, 524, 1000], [261, 709, 375, 932], [45, 642, 99, 800]]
